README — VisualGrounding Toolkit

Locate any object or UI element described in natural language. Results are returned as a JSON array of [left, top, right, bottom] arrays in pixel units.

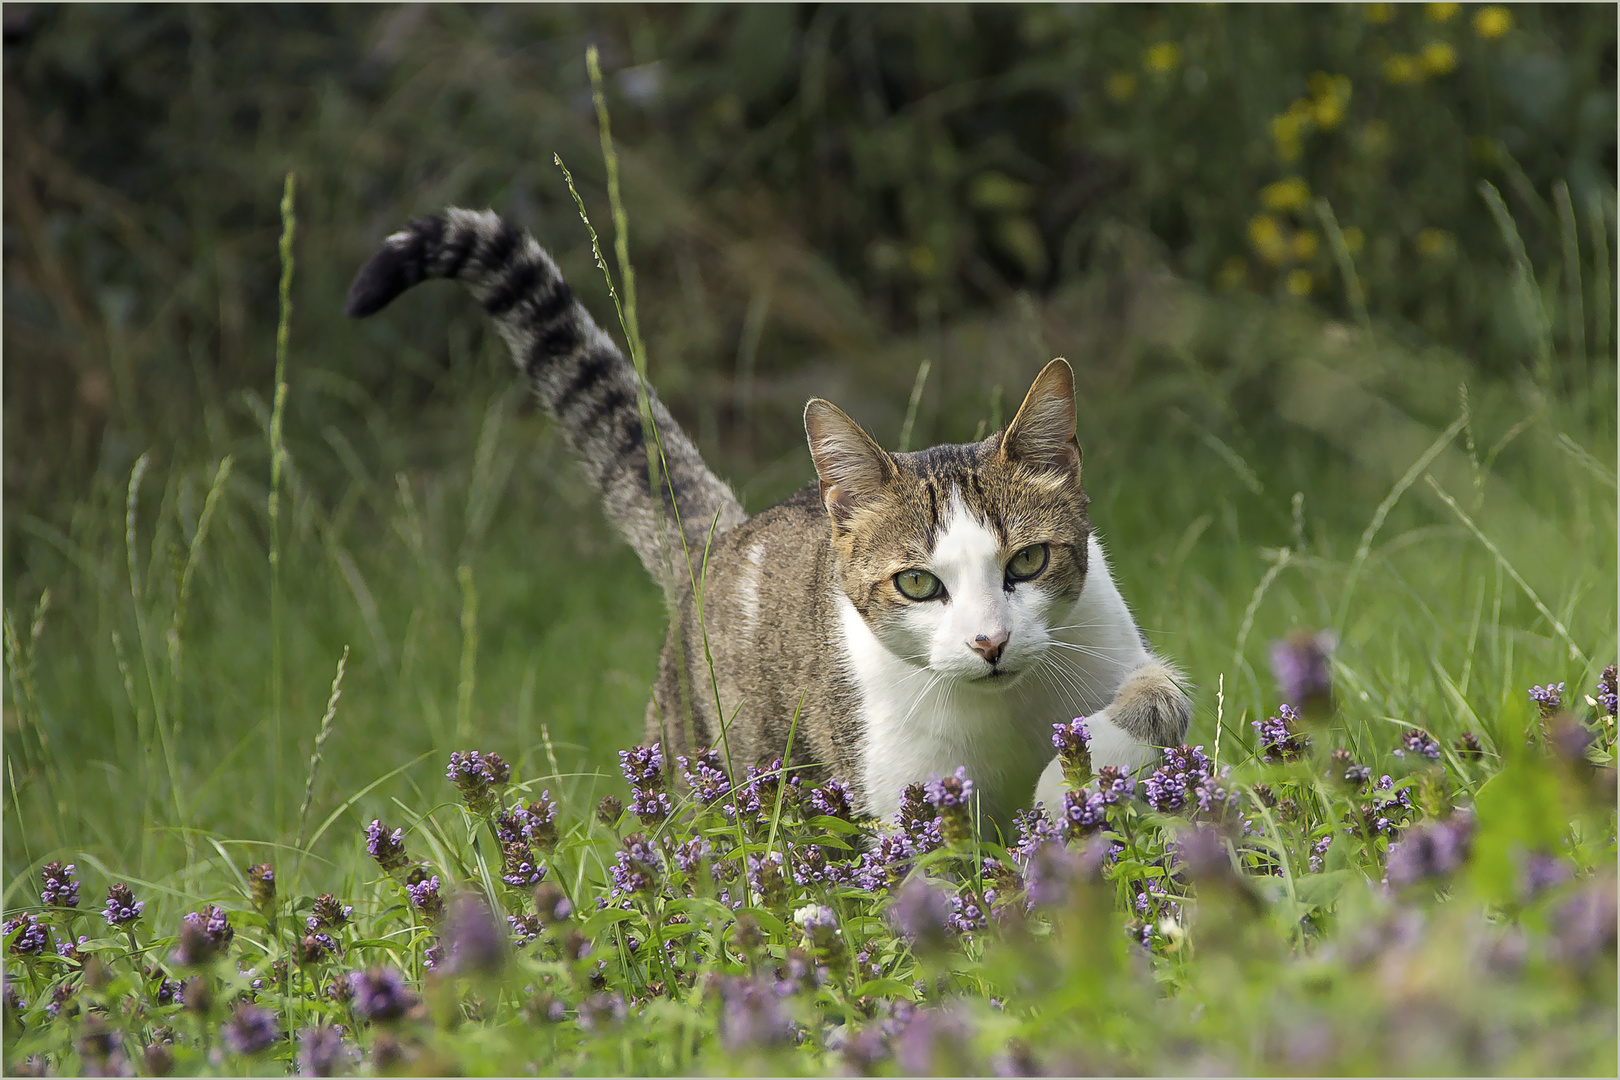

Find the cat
[[347, 207, 1190, 832]]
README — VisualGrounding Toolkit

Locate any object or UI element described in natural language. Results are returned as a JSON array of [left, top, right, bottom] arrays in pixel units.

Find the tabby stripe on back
[[345, 208, 746, 588]]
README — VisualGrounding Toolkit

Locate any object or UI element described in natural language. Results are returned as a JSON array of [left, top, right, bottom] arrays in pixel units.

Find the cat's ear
[[998, 358, 1081, 477], [804, 399, 895, 526]]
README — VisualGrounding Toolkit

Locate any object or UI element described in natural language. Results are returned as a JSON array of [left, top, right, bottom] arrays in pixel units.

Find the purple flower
[[618, 744, 665, 788], [496, 793, 559, 849], [747, 851, 788, 908], [1517, 851, 1573, 901], [1013, 806, 1064, 863], [247, 863, 276, 915], [1395, 728, 1441, 761], [446, 751, 510, 816], [1456, 732, 1485, 760], [668, 837, 713, 877], [103, 882, 144, 927], [923, 767, 975, 842], [1268, 629, 1336, 710], [895, 1006, 970, 1075], [311, 894, 352, 929], [297, 1025, 353, 1077], [678, 749, 732, 805], [406, 875, 443, 921], [296, 931, 339, 964], [1384, 813, 1474, 888], [1309, 834, 1333, 873], [728, 759, 802, 829], [716, 973, 792, 1050], [949, 891, 987, 934], [1052, 717, 1094, 786], [610, 834, 663, 898], [1528, 682, 1566, 718], [1550, 876, 1617, 968], [896, 783, 931, 830], [221, 1002, 279, 1055], [40, 862, 78, 909], [1252, 704, 1310, 762], [1598, 665, 1618, 719], [4, 914, 48, 957], [596, 794, 623, 826], [174, 906, 234, 966], [532, 881, 574, 926], [364, 820, 408, 873], [807, 778, 854, 820], [629, 787, 672, 826], [796, 904, 843, 954], [439, 893, 505, 976], [1356, 775, 1414, 838], [500, 842, 547, 890], [1142, 745, 1213, 814], [1062, 788, 1108, 835], [1024, 835, 1107, 909], [348, 966, 417, 1023], [576, 991, 627, 1030], [890, 877, 953, 949]]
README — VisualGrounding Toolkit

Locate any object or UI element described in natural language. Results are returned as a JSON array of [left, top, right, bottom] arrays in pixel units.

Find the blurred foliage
[[4, 3, 1615, 537]]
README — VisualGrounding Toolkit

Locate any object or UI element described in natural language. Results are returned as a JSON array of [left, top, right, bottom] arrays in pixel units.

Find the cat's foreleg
[[1031, 660, 1191, 813]]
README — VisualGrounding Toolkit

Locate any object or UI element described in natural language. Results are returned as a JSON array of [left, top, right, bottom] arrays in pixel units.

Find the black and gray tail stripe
[[346, 208, 746, 588]]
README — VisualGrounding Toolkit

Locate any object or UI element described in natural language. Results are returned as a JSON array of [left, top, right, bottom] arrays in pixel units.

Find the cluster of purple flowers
[[609, 834, 663, 898], [1268, 629, 1335, 709], [501, 842, 547, 890], [311, 893, 351, 929], [406, 874, 443, 920], [1052, 716, 1093, 786], [102, 882, 143, 927], [1528, 682, 1566, 717], [348, 966, 417, 1023], [791, 843, 855, 888], [496, 793, 559, 848], [4, 914, 48, 957], [40, 862, 78, 908], [949, 890, 987, 934], [365, 819, 409, 873], [1393, 728, 1441, 761], [678, 749, 732, 805], [1061, 765, 1137, 837], [446, 750, 511, 816], [221, 1002, 279, 1055], [889, 877, 953, 948], [1357, 775, 1414, 837], [436, 893, 505, 976], [297, 1026, 354, 1078], [1253, 704, 1310, 762], [619, 744, 671, 825], [715, 972, 793, 1051], [247, 863, 276, 914], [1384, 812, 1474, 888], [807, 778, 854, 820], [924, 767, 975, 841], [1598, 665, 1618, 719], [174, 906, 235, 966], [724, 758, 803, 830], [1309, 834, 1334, 873]]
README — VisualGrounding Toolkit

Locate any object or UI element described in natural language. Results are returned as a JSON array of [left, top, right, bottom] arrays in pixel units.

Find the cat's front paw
[[1106, 660, 1191, 747]]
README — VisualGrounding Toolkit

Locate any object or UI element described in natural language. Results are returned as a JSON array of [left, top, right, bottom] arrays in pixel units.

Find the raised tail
[[346, 208, 746, 592]]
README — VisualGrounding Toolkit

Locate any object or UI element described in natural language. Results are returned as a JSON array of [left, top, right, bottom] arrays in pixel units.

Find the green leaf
[[1467, 756, 1570, 905], [1292, 869, 1351, 911]]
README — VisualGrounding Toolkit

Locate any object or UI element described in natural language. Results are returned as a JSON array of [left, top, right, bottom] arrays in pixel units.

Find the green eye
[[1006, 543, 1049, 582], [895, 569, 943, 601]]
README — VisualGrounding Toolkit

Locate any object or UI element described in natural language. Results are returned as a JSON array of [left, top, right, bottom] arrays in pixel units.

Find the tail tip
[[344, 247, 415, 318]]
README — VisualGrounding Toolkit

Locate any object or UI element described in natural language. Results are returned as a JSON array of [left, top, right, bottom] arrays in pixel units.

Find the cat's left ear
[[804, 399, 896, 527], [998, 358, 1081, 477]]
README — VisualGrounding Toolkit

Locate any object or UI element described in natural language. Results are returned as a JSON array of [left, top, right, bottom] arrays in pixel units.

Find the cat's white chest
[[836, 533, 1152, 826]]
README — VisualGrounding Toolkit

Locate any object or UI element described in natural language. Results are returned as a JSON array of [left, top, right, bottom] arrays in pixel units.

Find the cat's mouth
[[969, 666, 1025, 688]]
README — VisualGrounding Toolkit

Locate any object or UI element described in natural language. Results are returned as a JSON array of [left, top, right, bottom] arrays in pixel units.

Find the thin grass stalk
[[296, 644, 349, 853], [1479, 180, 1553, 383], [1232, 548, 1291, 705], [1585, 192, 1610, 369], [269, 172, 297, 833], [897, 356, 932, 453], [1553, 181, 1585, 375], [126, 453, 186, 839], [1314, 197, 1371, 333]]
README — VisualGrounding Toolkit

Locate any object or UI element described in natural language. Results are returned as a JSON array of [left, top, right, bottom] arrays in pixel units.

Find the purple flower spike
[[1052, 716, 1094, 787], [103, 882, 144, 928], [221, 1002, 279, 1055], [618, 744, 665, 788], [1384, 812, 1474, 888], [1397, 728, 1441, 761], [890, 877, 953, 949], [1597, 665, 1618, 719], [923, 767, 975, 842], [717, 973, 793, 1051], [365, 819, 409, 873], [4, 914, 48, 957], [348, 966, 417, 1023], [610, 834, 663, 898], [1529, 682, 1566, 718], [679, 749, 732, 805], [40, 862, 78, 909], [446, 751, 510, 817], [406, 875, 443, 921], [1268, 629, 1336, 711], [807, 778, 854, 821], [297, 1025, 354, 1077], [439, 893, 505, 976], [1252, 704, 1310, 762]]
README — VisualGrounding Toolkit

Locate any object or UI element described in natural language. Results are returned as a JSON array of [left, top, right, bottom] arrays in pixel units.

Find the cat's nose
[[969, 629, 1009, 664]]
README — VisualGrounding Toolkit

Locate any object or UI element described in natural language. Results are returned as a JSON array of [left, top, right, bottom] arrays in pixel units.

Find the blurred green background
[[3, 4, 1615, 873]]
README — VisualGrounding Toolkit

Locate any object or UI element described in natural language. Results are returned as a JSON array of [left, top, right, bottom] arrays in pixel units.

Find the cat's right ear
[[804, 399, 895, 527]]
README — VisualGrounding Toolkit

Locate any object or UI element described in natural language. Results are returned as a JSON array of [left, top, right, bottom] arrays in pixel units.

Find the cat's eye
[[894, 568, 944, 601], [1006, 543, 1049, 582]]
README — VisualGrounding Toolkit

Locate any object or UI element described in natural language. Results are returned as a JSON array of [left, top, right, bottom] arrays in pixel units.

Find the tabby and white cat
[[347, 208, 1190, 831]]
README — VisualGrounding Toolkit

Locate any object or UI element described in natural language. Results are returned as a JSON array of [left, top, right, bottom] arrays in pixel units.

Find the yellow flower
[[1426, 2, 1460, 21], [1417, 228, 1454, 258], [1421, 41, 1457, 75], [1292, 230, 1320, 261], [1216, 255, 1248, 290], [1261, 177, 1312, 213], [1474, 5, 1512, 38], [1275, 137, 1303, 163], [1313, 95, 1345, 129], [1106, 72, 1138, 102], [1341, 226, 1365, 255], [1249, 214, 1289, 265], [1144, 42, 1181, 73], [909, 246, 937, 276], [1383, 54, 1422, 84], [1286, 269, 1314, 296], [1363, 2, 1395, 24]]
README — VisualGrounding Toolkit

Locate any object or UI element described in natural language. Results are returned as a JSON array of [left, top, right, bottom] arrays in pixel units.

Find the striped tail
[[345, 208, 746, 591]]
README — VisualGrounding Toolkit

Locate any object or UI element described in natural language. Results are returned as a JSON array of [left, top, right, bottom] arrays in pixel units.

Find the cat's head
[[803, 359, 1091, 686]]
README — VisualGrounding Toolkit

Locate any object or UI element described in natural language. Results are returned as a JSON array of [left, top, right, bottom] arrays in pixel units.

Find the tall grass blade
[[1479, 180, 1553, 382], [456, 565, 479, 746], [1553, 180, 1585, 370], [296, 644, 349, 851], [897, 356, 932, 453], [268, 171, 298, 832], [1315, 197, 1371, 333]]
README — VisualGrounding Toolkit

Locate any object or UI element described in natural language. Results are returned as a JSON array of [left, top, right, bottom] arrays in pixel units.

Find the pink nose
[[969, 629, 1009, 664]]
